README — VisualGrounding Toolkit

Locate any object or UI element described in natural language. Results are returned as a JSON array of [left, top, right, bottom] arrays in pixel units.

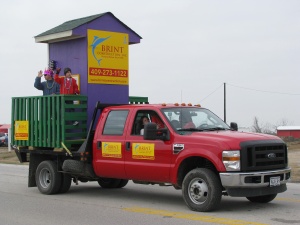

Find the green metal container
[[129, 96, 149, 104], [11, 95, 88, 150]]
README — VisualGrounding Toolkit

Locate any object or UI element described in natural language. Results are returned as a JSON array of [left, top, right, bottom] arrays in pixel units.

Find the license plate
[[270, 176, 280, 187]]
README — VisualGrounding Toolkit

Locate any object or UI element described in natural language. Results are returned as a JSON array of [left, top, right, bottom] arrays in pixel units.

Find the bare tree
[[251, 117, 293, 134], [252, 116, 262, 133], [275, 119, 294, 127], [263, 122, 276, 135]]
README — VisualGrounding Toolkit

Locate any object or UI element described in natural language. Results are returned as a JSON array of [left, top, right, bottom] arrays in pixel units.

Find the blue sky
[[0, 0, 299, 129]]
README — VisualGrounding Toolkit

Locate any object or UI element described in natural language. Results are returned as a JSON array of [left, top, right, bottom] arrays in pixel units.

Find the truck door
[[124, 109, 173, 182], [93, 109, 129, 178]]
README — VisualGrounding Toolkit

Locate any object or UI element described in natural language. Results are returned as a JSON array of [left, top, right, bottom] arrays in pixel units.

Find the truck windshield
[[161, 107, 230, 132]]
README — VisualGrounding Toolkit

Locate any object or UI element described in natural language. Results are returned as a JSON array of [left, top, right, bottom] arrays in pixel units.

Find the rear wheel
[[182, 168, 222, 212], [58, 173, 72, 193], [246, 194, 277, 203], [36, 161, 62, 195], [98, 178, 121, 188]]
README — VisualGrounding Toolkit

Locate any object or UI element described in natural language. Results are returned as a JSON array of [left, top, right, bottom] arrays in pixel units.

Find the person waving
[[34, 68, 60, 95], [54, 67, 79, 95]]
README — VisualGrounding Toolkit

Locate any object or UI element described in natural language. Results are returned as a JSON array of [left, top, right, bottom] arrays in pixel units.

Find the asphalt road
[[0, 163, 299, 225]]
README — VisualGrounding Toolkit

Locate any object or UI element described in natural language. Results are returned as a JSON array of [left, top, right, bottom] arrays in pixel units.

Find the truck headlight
[[222, 150, 240, 171]]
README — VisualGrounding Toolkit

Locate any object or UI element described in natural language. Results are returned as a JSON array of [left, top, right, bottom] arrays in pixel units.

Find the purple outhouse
[[35, 12, 142, 124]]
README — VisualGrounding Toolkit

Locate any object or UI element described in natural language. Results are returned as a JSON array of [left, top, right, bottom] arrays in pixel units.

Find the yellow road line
[[123, 207, 267, 225]]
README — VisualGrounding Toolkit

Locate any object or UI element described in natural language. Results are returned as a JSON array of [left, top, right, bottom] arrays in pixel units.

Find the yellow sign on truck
[[14, 121, 29, 140]]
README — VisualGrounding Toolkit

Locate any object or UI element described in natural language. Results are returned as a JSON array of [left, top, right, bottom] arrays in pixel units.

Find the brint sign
[[87, 29, 129, 85]]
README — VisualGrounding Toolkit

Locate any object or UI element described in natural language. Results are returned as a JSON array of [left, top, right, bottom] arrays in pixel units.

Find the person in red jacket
[[54, 67, 80, 95], [55, 67, 80, 125]]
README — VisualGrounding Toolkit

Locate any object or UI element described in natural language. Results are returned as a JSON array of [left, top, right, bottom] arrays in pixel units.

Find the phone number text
[[89, 68, 128, 77]]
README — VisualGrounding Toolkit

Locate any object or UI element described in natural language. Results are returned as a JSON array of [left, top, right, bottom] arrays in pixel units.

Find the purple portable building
[[35, 12, 142, 124]]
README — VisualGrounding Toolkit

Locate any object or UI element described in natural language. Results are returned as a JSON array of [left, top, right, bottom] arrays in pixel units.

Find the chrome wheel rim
[[39, 168, 51, 189], [188, 178, 208, 204]]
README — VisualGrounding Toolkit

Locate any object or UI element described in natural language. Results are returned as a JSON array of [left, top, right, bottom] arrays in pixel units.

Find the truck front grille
[[240, 140, 288, 172]]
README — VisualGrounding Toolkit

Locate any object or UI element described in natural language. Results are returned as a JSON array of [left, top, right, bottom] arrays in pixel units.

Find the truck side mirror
[[230, 122, 238, 131], [144, 123, 170, 141]]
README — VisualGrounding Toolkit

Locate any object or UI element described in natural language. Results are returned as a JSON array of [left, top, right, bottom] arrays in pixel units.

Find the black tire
[[62, 159, 84, 174], [36, 161, 62, 195], [116, 179, 129, 188], [246, 194, 277, 203], [84, 164, 96, 178], [58, 173, 72, 193], [182, 168, 222, 212], [97, 178, 121, 188]]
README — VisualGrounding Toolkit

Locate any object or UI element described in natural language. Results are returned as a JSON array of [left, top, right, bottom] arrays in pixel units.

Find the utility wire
[[227, 83, 300, 96], [200, 83, 223, 102], [200, 82, 299, 103]]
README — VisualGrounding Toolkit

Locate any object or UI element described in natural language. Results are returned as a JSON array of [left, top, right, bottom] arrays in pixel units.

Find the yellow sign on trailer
[[14, 121, 29, 140]]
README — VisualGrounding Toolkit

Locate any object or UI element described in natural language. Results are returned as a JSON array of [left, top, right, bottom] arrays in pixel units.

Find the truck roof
[[104, 103, 202, 110]]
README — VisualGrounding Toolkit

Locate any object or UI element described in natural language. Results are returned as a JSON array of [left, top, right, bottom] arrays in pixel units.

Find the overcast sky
[[0, 0, 299, 129]]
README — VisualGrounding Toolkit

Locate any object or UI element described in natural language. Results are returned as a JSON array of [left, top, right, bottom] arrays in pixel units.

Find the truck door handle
[[126, 142, 130, 151], [97, 141, 101, 150]]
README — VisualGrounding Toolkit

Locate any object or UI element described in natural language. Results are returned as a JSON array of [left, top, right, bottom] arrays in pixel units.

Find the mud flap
[[28, 154, 49, 187]]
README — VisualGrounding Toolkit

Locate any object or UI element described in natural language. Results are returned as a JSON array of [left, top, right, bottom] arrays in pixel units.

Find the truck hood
[[179, 130, 282, 150]]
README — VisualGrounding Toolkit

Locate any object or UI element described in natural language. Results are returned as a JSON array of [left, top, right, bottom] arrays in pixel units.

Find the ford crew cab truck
[[12, 95, 291, 212]]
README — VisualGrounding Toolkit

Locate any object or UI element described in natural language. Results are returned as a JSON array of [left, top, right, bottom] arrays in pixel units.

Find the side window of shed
[[103, 110, 129, 135]]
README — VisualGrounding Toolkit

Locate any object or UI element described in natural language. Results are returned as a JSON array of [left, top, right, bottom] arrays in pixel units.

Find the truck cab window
[[132, 111, 150, 135], [103, 110, 129, 135], [131, 110, 164, 135], [161, 107, 229, 130]]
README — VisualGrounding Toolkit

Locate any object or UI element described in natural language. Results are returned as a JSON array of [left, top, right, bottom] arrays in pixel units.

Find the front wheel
[[182, 168, 222, 212], [246, 194, 277, 203], [36, 161, 62, 195], [116, 179, 129, 188]]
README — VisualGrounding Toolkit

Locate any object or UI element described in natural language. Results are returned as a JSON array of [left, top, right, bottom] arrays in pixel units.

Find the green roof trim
[[35, 13, 107, 37], [35, 12, 142, 39]]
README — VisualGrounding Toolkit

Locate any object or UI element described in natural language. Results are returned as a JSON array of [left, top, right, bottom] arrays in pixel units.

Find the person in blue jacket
[[34, 68, 60, 95]]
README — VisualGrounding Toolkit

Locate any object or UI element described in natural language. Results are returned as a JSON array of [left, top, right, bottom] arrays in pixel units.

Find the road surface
[[0, 164, 299, 225]]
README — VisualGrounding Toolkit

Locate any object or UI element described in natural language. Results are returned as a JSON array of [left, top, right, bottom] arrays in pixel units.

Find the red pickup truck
[[14, 101, 291, 212]]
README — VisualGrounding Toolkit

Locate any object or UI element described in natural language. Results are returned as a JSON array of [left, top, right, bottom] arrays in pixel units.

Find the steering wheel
[[198, 123, 209, 129]]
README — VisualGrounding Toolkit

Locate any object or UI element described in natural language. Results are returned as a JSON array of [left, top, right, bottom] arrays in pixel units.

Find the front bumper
[[220, 167, 291, 188], [220, 168, 291, 197]]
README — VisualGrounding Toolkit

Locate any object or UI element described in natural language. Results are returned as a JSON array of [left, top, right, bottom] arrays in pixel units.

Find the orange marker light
[[223, 156, 240, 161]]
